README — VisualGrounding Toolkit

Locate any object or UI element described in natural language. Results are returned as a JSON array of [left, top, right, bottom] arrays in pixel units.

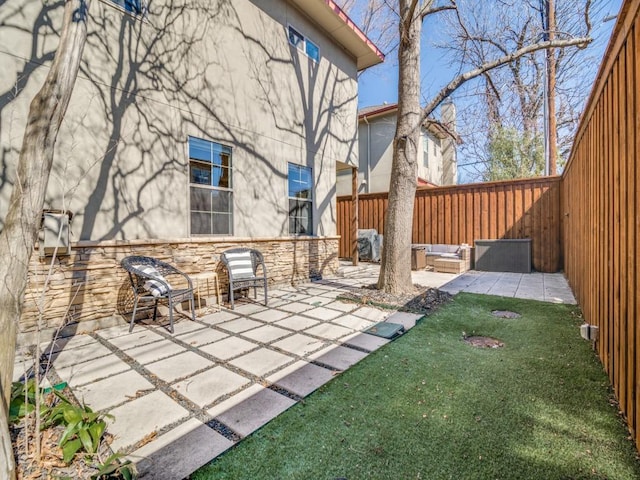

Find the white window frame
[[288, 25, 320, 63], [188, 137, 234, 236], [288, 163, 314, 235]]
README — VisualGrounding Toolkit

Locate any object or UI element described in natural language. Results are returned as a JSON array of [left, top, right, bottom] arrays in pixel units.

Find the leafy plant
[[91, 453, 137, 480], [43, 391, 113, 463], [9, 379, 40, 423]]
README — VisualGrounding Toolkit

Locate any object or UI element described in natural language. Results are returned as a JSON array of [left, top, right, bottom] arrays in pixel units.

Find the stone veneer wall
[[19, 236, 339, 345]]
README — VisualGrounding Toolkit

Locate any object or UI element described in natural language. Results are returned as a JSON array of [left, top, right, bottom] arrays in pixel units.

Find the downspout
[[363, 115, 371, 193]]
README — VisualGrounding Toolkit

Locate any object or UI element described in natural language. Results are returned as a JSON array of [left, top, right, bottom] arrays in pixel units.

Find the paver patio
[[12, 263, 576, 479]]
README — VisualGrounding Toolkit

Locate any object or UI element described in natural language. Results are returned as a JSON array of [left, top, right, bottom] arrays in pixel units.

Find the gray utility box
[[474, 239, 531, 273], [40, 211, 71, 257]]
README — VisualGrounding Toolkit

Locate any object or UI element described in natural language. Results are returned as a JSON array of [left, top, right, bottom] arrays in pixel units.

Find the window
[[422, 132, 429, 168], [188, 137, 233, 236], [288, 163, 313, 235], [109, 0, 145, 15], [288, 26, 320, 63]]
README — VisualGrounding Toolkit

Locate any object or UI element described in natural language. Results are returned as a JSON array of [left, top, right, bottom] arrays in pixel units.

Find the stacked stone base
[[19, 236, 339, 346]]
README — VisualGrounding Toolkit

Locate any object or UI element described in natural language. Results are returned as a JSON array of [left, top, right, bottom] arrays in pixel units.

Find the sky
[[354, 0, 623, 182]]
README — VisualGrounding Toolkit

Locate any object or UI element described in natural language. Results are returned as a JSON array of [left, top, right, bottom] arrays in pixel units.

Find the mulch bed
[[337, 284, 452, 315], [11, 410, 117, 479]]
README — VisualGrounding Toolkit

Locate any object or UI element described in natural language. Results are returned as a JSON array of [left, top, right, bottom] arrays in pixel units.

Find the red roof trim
[[324, 0, 385, 63]]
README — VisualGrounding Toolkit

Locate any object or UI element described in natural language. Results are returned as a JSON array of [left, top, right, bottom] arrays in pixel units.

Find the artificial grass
[[192, 293, 640, 480]]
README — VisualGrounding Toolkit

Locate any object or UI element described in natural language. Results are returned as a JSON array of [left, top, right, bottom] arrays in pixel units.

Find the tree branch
[[420, 36, 592, 122], [420, 3, 456, 20]]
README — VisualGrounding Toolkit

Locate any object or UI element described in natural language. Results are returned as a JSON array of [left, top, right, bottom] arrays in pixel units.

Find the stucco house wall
[[336, 105, 456, 196], [0, 0, 382, 339]]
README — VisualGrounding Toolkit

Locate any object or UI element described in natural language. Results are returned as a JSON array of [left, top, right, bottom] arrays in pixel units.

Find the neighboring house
[[0, 0, 382, 339], [337, 102, 458, 196]]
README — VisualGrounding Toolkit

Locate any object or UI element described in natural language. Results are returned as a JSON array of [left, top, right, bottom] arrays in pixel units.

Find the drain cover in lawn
[[364, 322, 405, 339]]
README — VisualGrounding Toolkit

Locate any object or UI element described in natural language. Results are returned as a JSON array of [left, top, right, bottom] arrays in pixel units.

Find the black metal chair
[[220, 248, 268, 309], [121, 255, 195, 333]]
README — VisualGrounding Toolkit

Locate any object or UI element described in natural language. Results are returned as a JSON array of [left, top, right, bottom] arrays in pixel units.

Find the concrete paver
[[275, 315, 319, 331], [217, 317, 264, 333], [176, 328, 229, 347], [103, 329, 166, 350], [304, 323, 354, 340], [248, 309, 291, 323], [272, 333, 327, 356], [278, 301, 315, 313], [22, 262, 576, 479], [332, 314, 376, 330], [172, 366, 250, 408], [303, 306, 343, 321], [73, 369, 154, 412], [200, 336, 259, 360], [107, 390, 190, 453], [145, 351, 214, 383], [309, 345, 369, 371], [267, 361, 336, 397], [209, 385, 296, 437], [128, 418, 234, 480], [241, 324, 291, 343], [123, 340, 186, 365], [47, 341, 113, 369], [230, 348, 295, 377], [55, 354, 131, 387]]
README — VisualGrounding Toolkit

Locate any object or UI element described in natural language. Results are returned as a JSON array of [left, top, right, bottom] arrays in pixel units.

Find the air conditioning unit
[[40, 211, 72, 257]]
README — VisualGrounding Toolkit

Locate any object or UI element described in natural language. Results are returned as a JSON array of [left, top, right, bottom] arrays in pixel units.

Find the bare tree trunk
[[377, 0, 423, 294], [0, 1, 91, 477]]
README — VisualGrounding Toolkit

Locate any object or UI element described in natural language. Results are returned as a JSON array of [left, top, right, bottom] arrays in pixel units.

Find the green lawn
[[192, 293, 640, 480]]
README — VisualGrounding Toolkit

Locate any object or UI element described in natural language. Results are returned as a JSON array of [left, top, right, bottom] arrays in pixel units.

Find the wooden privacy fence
[[337, 176, 562, 272], [561, 0, 640, 448]]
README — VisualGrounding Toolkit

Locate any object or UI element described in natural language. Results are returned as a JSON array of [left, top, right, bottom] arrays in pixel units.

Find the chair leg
[[190, 295, 196, 322], [130, 295, 140, 332], [229, 285, 235, 310], [264, 279, 268, 306], [152, 298, 159, 322], [168, 297, 174, 334]]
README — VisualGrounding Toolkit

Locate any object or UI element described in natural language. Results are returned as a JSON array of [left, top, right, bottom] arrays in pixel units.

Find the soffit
[[288, 0, 384, 70]]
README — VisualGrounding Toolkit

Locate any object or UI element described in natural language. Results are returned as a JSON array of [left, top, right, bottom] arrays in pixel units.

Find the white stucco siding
[[0, 0, 359, 240]]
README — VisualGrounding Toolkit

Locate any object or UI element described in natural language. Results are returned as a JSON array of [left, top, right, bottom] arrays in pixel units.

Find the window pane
[[288, 26, 304, 49], [211, 166, 231, 188], [189, 137, 213, 162], [289, 199, 311, 235], [211, 190, 231, 212], [306, 40, 319, 62], [190, 187, 211, 211], [190, 162, 211, 185], [212, 213, 232, 236], [191, 212, 211, 235]]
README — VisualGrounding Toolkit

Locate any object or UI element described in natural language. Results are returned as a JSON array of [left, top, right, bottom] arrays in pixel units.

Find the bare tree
[[376, 0, 591, 293], [443, 0, 598, 182], [0, 1, 91, 477]]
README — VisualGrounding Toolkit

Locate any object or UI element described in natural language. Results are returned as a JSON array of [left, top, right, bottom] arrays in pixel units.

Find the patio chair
[[121, 255, 196, 333], [221, 247, 268, 310]]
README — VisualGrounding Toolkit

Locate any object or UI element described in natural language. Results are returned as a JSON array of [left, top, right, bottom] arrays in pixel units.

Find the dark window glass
[[288, 26, 304, 49]]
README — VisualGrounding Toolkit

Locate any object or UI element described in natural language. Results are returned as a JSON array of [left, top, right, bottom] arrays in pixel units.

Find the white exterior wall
[[337, 110, 450, 196], [0, 0, 360, 241]]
